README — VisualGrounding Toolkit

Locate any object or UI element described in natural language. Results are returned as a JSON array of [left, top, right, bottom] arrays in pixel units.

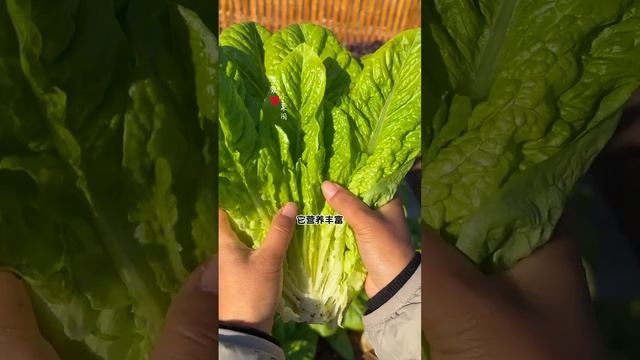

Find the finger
[[503, 232, 586, 305], [378, 197, 407, 228], [0, 271, 60, 360], [500, 220, 606, 359], [421, 224, 490, 332], [421, 225, 482, 283], [202, 256, 218, 295], [377, 197, 413, 252], [218, 209, 250, 253], [257, 202, 297, 261], [321, 181, 378, 231], [502, 214, 591, 308], [150, 262, 217, 360]]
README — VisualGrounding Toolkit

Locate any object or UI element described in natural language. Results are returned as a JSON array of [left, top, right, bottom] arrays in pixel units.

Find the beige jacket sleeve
[[363, 264, 422, 360], [219, 328, 285, 360]]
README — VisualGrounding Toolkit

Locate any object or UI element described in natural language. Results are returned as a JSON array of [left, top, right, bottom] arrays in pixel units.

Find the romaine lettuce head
[[423, 0, 640, 271], [219, 23, 421, 324], [0, 1, 216, 359]]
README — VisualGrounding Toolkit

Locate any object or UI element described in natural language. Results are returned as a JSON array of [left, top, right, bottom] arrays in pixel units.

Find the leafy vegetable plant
[[0, 1, 216, 359], [423, 0, 640, 271], [219, 23, 421, 324]]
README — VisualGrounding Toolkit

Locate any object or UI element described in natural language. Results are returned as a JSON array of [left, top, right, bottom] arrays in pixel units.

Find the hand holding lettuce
[[421, 221, 605, 360], [0, 1, 216, 359], [321, 181, 415, 298], [216, 182, 420, 359], [218, 204, 297, 334], [0, 262, 220, 360], [219, 23, 421, 325], [423, 0, 640, 358]]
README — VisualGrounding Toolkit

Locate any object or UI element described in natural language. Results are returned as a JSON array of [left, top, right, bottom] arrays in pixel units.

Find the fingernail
[[281, 202, 297, 219], [321, 181, 340, 199], [201, 257, 218, 294]]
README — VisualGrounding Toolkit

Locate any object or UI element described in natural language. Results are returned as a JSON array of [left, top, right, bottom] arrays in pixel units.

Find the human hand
[[1, 204, 295, 360], [217, 203, 297, 334], [0, 262, 219, 360], [0, 271, 60, 360], [421, 222, 605, 360], [150, 256, 217, 360], [321, 181, 415, 297]]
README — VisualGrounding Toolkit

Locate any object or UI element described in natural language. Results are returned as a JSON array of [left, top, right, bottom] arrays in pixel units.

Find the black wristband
[[218, 322, 280, 347], [364, 251, 421, 315]]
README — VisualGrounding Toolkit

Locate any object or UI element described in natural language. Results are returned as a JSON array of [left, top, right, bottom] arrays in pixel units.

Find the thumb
[[257, 202, 297, 261], [321, 181, 378, 234], [150, 257, 217, 360], [421, 224, 490, 332], [0, 271, 60, 360]]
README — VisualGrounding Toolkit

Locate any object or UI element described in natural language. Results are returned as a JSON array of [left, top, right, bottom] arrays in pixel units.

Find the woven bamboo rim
[[219, 0, 421, 45]]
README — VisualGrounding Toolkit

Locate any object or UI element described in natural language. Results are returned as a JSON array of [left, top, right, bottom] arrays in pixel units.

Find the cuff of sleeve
[[365, 252, 421, 315], [219, 323, 280, 346], [363, 262, 421, 327], [219, 328, 285, 359]]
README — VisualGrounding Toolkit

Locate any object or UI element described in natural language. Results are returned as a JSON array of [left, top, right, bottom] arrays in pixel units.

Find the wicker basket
[[219, 0, 421, 45]]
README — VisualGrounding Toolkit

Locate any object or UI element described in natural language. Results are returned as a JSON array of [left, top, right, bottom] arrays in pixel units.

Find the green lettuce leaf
[[0, 1, 216, 359], [272, 319, 319, 360], [423, 0, 640, 271], [219, 23, 421, 324]]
